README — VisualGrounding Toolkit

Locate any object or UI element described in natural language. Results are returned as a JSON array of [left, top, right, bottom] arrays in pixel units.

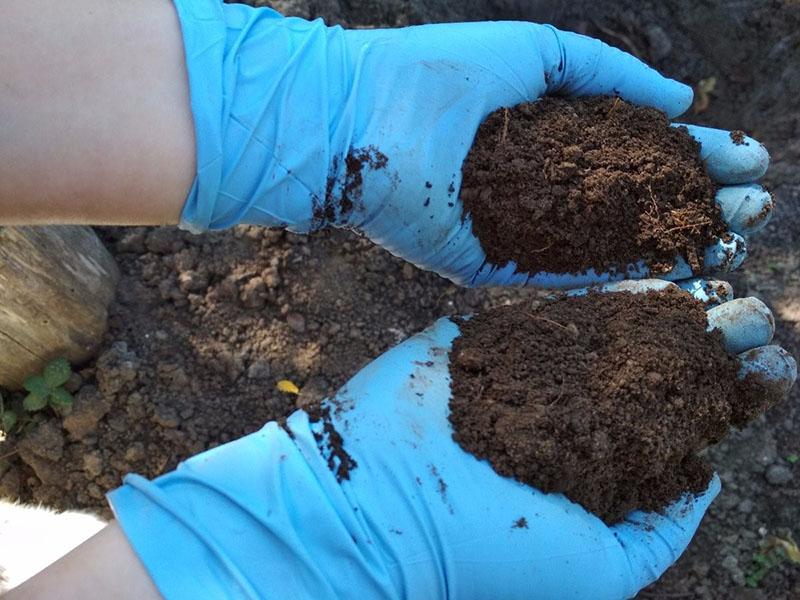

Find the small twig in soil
[[547, 383, 566, 405], [606, 96, 623, 116], [528, 314, 568, 330], [530, 242, 553, 254], [591, 20, 644, 59], [499, 108, 511, 145], [0, 448, 19, 461], [663, 220, 712, 234]]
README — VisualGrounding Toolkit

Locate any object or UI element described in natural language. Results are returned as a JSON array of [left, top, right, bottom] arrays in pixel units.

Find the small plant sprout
[[0, 391, 17, 435], [745, 535, 800, 588], [22, 357, 74, 413]]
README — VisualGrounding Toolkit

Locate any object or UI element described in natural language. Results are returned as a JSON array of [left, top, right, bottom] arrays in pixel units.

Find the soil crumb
[[308, 403, 357, 482], [730, 130, 747, 145], [448, 289, 782, 523], [460, 97, 727, 276]]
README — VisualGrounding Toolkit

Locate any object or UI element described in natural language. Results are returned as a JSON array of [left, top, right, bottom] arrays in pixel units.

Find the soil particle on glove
[[448, 289, 784, 523], [308, 402, 357, 482], [730, 130, 747, 145], [460, 97, 727, 276], [316, 146, 389, 227]]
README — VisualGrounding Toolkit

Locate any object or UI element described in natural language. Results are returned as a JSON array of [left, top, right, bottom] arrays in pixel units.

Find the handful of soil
[[460, 97, 727, 275], [448, 289, 782, 523]]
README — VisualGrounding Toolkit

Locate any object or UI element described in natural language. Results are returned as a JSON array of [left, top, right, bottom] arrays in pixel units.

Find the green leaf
[[49, 387, 73, 408], [23, 374, 48, 396], [1, 410, 17, 433], [23, 392, 48, 412], [43, 358, 72, 388], [787, 454, 799, 465]]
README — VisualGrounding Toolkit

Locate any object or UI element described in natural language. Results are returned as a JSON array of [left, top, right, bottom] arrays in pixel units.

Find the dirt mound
[[461, 97, 726, 276], [449, 289, 780, 523]]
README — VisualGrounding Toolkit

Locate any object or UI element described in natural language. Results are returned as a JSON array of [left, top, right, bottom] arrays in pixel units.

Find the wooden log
[[0, 226, 119, 389]]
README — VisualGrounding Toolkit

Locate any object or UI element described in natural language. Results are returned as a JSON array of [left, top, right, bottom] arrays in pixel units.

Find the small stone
[[19, 421, 65, 462], [87, 483, 105, 500], [286, 313, 306, 333], [765, 464, 793, 485], [178, 269, 209, 293], [296, 377, 329, 411], [63, 385, 112, 440], [63, 371, 84, 393], [262, 268, 281, 289], [737, 498, 754, 514], [124, 442, 146, 463], [646, 371, 663, 386], [247, 359, 272, 380], [240, 277, 267, 309], [83, 452, 104, 478], [95, 342, 139, 397], [115, 229, 147, 254], [17, 451, 63, 485], [174, 248, 198, 272], [152, 404, 180, 429], [107, 414, 129, 433], [402, 263, 416, 280]]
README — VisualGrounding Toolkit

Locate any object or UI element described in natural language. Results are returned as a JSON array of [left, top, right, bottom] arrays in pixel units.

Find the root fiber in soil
[[448, 289, 780, 523], [460, 97, 727, 276]]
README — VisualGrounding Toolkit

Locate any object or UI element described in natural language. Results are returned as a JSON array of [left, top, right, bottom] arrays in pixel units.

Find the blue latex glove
[[173, 0, 772, 288], [108, 280, 796, 600]]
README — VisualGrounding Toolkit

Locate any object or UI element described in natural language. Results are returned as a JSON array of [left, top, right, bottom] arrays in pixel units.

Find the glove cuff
[[108, 412, 399, 599], [172, 0, 358, 234]]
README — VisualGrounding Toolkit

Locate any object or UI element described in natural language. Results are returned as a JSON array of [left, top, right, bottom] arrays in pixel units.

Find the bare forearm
[[6, 522, 162, 600], [0, 0, 195, 225]]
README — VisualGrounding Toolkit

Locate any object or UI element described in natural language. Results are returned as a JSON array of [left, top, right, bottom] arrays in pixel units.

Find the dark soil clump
[[307, 402, 357, 482], [460, 97, 727, 276], [730, 130, 746, 145], [448, 289, 779, 523]]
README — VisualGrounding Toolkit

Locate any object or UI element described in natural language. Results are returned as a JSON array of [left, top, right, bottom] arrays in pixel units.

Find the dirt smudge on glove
[[460, 97, 726, 276], [315, 146, 389, 227], [308, 402, 358, 482]]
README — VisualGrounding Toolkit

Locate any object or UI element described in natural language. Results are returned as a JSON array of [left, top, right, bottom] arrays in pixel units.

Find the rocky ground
[[1, 0, 798, 597]]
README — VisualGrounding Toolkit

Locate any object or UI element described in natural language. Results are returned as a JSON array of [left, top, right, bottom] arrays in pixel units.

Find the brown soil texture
[[2, 1, 799, 598], [461, 97, 726, 275], [449, 289, 777, 523]]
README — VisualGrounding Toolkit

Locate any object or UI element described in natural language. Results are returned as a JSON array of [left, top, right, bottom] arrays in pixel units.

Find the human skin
[[5, 522, 161, 600], [0, 0, 195, 226]]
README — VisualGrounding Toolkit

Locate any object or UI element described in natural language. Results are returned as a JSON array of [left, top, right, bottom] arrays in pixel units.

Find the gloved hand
[[173, 0, 772, 288], [108, 279, 796, 600]]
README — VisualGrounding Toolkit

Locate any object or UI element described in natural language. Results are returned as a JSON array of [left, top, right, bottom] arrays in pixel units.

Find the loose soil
[[461, 97, 727, 275], [2, 0, 799, 597], [449, 289, 780, 523]]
